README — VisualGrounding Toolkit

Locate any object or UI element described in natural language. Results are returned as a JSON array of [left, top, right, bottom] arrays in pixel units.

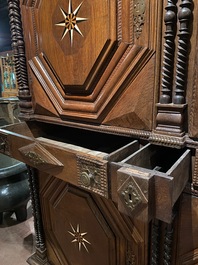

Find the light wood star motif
[[55, 0, 88, 46], [68, 223, 91, 252]]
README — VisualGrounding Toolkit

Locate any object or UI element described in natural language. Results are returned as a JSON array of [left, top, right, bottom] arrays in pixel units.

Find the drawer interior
[[29, 121, 135, 154], [121, 143, 188, 173]]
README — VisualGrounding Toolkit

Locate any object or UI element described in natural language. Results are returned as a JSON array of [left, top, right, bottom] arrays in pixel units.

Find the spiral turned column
[[151, 220, 161, 264], [163, 223, 174, 265], [27, 166, 49, 264], [7, 0, 33, 114], [160, 0, 177, 104], [173, 0, 192, 104]]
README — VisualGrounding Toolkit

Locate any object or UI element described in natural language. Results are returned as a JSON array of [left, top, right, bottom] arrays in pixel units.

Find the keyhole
[[128, 193, 132, 202]]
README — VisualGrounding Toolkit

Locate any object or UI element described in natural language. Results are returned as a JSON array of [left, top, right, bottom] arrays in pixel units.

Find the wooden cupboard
[[0, 0, 198, 264]]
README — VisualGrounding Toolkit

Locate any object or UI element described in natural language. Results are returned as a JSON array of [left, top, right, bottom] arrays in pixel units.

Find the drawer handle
[[81, 169, 98, 187]]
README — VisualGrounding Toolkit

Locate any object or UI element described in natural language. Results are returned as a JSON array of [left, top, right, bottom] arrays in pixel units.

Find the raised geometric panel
[[21, 0, 158, 125], [40, 177, 145, 265], [35, 0, 117, 89]]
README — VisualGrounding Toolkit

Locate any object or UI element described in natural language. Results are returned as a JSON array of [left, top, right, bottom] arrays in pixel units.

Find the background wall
[[0, 0, 11, 53]]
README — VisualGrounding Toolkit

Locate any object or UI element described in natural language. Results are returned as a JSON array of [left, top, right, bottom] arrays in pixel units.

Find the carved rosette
[[76, 155, 108, 198]]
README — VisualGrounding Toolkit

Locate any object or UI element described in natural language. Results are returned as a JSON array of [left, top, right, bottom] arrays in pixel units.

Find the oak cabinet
[[0, 0, 198, 264]]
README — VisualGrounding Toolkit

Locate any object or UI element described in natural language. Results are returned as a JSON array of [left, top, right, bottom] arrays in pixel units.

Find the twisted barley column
[[173, 0, 192, 104], [151, 220, 161, 264], [160, 0, 177, 104], [163, 223, 174, 265], [27, 166, 46, 252], [7, 0, 33, 114]]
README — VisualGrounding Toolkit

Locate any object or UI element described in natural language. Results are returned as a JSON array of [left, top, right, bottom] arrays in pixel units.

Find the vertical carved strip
[[27, 166, 48, 264], [173, 0, 192, 104], [151, 220, 161, 264], [163, 222, 174, 265], [192, 149, 198, 190], [133, 0, 146, 39], [7, 0, 33, 114], [160, 0, 177, 104]]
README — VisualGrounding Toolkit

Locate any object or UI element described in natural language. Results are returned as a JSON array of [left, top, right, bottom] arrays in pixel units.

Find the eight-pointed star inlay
[[68, 223, 91, 252], [55, 0, 88, 46]]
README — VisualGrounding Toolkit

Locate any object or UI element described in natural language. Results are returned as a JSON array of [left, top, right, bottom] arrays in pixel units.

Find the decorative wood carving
[[119, 177, 147, 215], [7, 0, 33, 115], [192, 149, 198, 192], [76, 154, 108, 198], [13, 0, 160, 132], [156, 0, 192, 137], [26, 166, 49, 265], [133, 0, 146, 39], [19, 142, 64, 173], [160, 0, 177, 104], [3, 0, 198, 264], [150, 213, 176, 265], [150, 220, 160, 264], [163, 223, 174, 264], [173, 0, 192, 104], [39, 176, 145, 265]]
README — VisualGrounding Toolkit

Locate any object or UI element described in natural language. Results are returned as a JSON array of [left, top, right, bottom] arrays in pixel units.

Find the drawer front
[[0, 123, 191, 222]]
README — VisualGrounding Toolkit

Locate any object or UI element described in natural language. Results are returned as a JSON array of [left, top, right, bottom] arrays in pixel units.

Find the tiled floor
[[0, 201, 35, 265]]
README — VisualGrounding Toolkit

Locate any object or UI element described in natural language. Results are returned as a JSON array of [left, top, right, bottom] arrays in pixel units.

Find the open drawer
[[0, 122, 140, 198], [0, 122, 190, 222], [112, 143, 191, 223]]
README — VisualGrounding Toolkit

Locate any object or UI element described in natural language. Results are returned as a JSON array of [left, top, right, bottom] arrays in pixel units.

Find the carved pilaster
[[160, 0, 177, 104], [7, 0, 33, 115], [173, 0, 192, 104], [27, 166, 49, 265]]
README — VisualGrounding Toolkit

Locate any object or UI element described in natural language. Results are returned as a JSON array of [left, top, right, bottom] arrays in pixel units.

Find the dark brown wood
[[1, 0, 198, 264]]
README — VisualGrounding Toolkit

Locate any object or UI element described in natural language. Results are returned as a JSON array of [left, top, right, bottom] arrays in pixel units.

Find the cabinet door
[[39, 175, 147, 265], [16, 0, 160, 131]]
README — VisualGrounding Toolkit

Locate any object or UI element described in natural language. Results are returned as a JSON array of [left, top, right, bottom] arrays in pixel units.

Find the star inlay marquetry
[[55, 0, 88, 46], [68, 223, 91, 252]]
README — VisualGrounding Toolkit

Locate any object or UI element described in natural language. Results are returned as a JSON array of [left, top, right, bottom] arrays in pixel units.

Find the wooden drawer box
[[0, 122, 190, 224]]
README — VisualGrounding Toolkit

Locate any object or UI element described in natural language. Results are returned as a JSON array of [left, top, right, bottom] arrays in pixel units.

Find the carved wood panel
[[39, 175, 146, 265], [17, 0, 161, 131]]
